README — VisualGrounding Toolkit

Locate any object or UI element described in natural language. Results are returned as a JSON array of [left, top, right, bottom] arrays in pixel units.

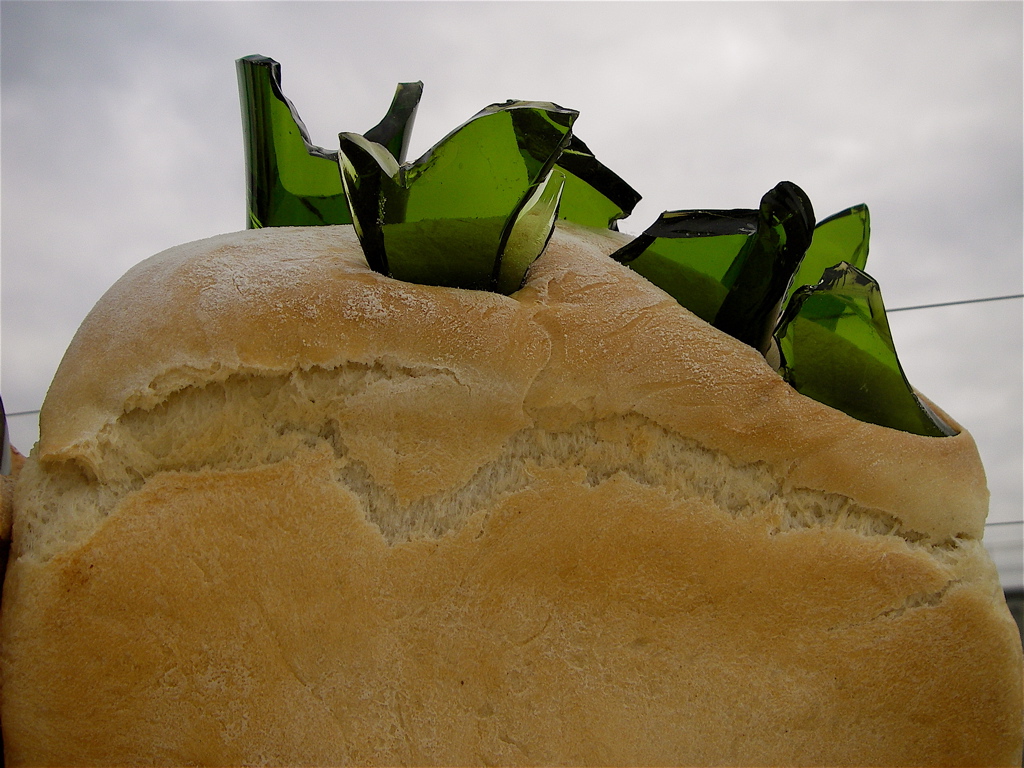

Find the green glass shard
[[335, 133, 400, 274], [611, 210, 757, 323], [362, 81, 423, 165], [339, 101, 577, 293], [785, 204, 870, 308], [713, 182, 815, 354], [555, 135, 641, 229], [496, 171, 566, 294], [236, 55, 422, 228], [611, 181, 815, 354], [776, 263, 957, 437], [236, 55, 347, 227]]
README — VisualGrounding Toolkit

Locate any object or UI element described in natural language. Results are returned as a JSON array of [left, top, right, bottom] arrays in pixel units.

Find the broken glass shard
[[713, 182, 815, 354], [236, 55, 422, 228], [611, 210, 757, 323], [775, 263, 957, 437], [785, 203, 870, 308], [339, 100, 576, 293], [362, 80, 423, 165], [555, 135, 641, 229], [496, 171, 566, 294], [611, 181, 815, 355]]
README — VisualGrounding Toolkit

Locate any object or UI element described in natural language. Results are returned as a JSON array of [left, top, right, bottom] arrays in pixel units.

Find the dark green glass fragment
[[611, 181, 814, 355], [785, 203, 870, 308], [496, 172, 566, 294], [236, 55, 422, 228], [611, 210, 757, 323], [776, 263, 957, 437], [555, 135, 641, 229], [339, 101, 576, 293], [362, 81, 423, 165], [714, 182, 815, 354]]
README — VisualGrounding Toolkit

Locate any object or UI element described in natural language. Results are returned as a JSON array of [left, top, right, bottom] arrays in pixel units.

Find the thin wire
[[888, 293, 1024, 313]]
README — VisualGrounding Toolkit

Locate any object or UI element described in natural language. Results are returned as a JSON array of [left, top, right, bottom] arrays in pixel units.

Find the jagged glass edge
[[608, 208, 761, 327], [494, 171, 566, 293], [399, 99, 578, 172], [775, 263, 957, 437], [237, 55, 338, 162], [363, 81, 424, 165], [386, 97, 640, 234], [556, 135, 642, 228], [612, 209, 760, 265], [236, 55, 345, 228], [784, 203, 870, 309], [236, 55, 423, 228]]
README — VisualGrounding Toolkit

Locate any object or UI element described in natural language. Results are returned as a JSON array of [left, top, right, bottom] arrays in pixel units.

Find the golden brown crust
[[4, 450, 1021, 765], [2, 222, 1020, 765], [37, 223, 986, 541]]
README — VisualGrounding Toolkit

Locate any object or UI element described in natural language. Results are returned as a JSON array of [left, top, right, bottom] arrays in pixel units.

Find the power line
[[888, 293, 1024, 313]]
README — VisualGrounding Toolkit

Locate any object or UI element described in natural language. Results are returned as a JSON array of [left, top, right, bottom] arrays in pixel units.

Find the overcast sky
[[1, 0, 1021, 587]]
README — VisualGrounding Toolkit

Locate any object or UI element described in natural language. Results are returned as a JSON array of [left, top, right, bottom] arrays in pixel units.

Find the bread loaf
[[1, 221, 1021, 765]]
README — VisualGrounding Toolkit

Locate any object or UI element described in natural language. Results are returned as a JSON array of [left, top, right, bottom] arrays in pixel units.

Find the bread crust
[[2, 222, 1020, 765]]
